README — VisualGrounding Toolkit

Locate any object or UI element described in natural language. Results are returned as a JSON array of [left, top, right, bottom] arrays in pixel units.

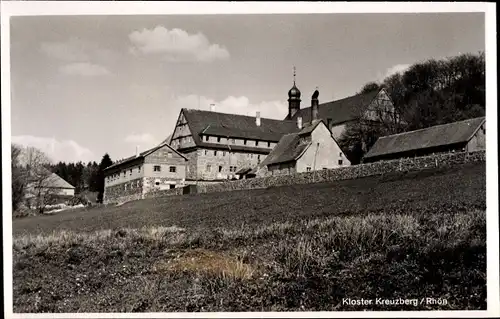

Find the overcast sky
[[10, 13, 485, 163]]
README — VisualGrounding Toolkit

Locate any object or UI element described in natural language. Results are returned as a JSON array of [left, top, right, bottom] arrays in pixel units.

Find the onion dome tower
[[288, 66, 301, 119]]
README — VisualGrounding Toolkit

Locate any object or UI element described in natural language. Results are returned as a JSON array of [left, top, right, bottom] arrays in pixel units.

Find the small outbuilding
[[363, 117, 486, 163]]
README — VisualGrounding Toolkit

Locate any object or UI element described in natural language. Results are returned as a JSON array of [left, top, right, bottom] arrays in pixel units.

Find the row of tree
[[338, 51, 485, 164], [11, 144, 114, 213]]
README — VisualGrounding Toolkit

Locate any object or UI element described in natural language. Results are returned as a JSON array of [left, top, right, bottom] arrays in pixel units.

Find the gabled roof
[[364, 117, 486, 160], [285, 89, 381, 125], [34, 173, 75, 189], [105, 142, 188, 171], [182, 109, 301, 148], [257, 120, 323, 167]]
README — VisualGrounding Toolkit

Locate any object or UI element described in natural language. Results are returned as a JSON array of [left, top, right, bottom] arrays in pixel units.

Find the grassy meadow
[[12, 162, 486, 312]]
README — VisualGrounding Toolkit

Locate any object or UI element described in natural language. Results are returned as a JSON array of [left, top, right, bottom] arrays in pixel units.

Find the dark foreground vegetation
[[13, 162, 486, 312]]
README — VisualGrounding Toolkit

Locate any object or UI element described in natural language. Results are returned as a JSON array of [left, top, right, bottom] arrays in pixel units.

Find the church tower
[[288, 66, 301, 119]]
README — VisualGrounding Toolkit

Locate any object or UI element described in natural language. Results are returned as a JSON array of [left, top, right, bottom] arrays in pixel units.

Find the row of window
[[202, 149, 262, 160], [107, 165, 142, 182], [107, 164, 178, 183], [204, 135, 273, 148], [153, 165, 177, 173], [171, 134, 275, 149], [206, 165, 238, 173], [305, 159, 343, 172], [120, 180, 177, 190]]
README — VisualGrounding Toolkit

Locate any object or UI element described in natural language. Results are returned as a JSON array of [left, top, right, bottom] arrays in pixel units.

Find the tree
[[343, 51, 486, 164], [338, 119, 387, 165], [359, 82, 382, 94], [11, 144, 26, 212], [338, 86, 404, 164], [23, 146, 57, 214], [97, 153, 113, 203]]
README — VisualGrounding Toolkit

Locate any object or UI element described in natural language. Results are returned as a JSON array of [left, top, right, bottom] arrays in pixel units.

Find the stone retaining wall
[[103, 178, 143, 204], [144, 187, 183, 199], [197, 151, 486, 194]]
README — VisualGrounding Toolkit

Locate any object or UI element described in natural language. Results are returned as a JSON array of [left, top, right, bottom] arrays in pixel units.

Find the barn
[[363, 117, 486, 163]]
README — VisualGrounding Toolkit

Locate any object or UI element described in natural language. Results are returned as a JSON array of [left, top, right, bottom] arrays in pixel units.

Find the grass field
[[13, 162, 486, 312]]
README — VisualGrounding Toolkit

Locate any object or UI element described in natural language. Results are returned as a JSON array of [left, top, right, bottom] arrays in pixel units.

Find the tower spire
[[293, 66, 296, 84]]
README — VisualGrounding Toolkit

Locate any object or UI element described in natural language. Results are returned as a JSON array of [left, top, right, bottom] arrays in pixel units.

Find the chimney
[[210, 103, 216, 112], [311, 88, 319, 122], [327, 118, 333, 130], [256, 111, 261, 127], [135, 145, 140, 157], [297, 116, 303, 129]]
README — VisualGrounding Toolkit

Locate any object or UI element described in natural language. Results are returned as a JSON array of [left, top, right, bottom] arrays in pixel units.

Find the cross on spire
[[293, 66, 296, 84]]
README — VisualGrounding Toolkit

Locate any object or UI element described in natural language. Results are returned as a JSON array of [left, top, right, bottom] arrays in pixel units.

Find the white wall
[[296, 122, 351, 173]]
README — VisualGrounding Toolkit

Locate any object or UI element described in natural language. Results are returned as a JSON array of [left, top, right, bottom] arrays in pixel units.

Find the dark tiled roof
[[285, 89, 381, 125], [263, 134, 310, 166], [105, 142, 187, 171], [258, 121, 323, 167], [235, 167, 252, 175], [364, 117, 486, 159], [183, 109, 300, 146], [298, 119, 322, 135]]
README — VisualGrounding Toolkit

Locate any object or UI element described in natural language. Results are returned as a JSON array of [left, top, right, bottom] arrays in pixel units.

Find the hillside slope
[[14, 162, 485, 236]]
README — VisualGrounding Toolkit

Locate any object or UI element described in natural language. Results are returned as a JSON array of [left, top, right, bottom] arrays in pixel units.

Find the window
[[123, 171, 126, 177], [307, 167, 312, 172], [167, 153, 173, 158], [214, 151, 217, 156], [229, 166, 233, 172], [219, 166, 223, 172], [155, 181, 160, 186], [154, 165, 161, 172], [231, 138, 235, 144], [338, 159, 343, 165], [130, 169, 132, 176], [205, 150, 208, 156], [268, 142, 271, 147], [250, 154, 253, 158], [323, 168, 328, 170], [223, 151, 226, 156], [244, 139, 247, 145], [169, 166, 176, 173], [217, 137, 221, 143], [339, 152, 343, 157], [205, 135, 209, 141], [255, 141, 259, 146], [169, 184, 175, 189], [138, 165, 141, 173], [206, 164, 212, 172], [258, 155, 261, 160]]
